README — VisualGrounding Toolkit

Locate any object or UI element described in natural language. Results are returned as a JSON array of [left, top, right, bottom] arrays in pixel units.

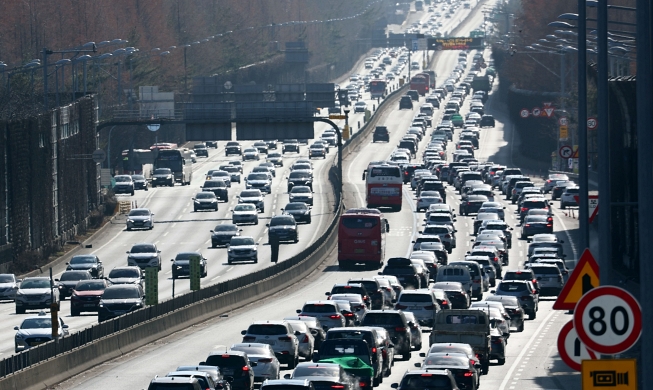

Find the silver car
[[526, 263, 564, 296], [232, 204, 259, 225], [227, 236, 259, 264], [0, 274, 19, 300], [14, 277, 60, 314], [241, 321, 300, 368], [238, 190, 265, 213], [231, 343, 281, 382], [297, 301, 346, 330], [14, 311, 69, 352], [126, 208, 154, 231], [286, 320, 315, 359], [395, 289, 440, 327]]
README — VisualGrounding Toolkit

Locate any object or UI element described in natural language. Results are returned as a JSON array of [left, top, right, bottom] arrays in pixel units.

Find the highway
[[11, 1, 581, 389]]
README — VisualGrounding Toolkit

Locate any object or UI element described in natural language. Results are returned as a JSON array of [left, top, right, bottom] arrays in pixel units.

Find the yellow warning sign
[[582, 359, 637, 389], [553, 249, 599, 310], [329, 114, 347, 120], [559, 125, 569, 139]]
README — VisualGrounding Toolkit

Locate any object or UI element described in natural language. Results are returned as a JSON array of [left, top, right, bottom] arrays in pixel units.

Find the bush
[[103, 190, 118, 216]]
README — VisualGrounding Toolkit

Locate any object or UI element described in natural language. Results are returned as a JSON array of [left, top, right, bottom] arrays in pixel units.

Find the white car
[[227, 236, 259, 264], [421, 224, 456, 252], [416, 191, 443, 212], [126, 208, 154, 230], [354, 101, 367, 113], [560, 186, 579, 209], [232, 204, 259, 225], [286, 320, 315, 359], [245, 173, 272, 194], [14, 311, 69, 353], [0, 274, 18, 300], [242, 148, 260, 161], [241, 321, 299, 367]]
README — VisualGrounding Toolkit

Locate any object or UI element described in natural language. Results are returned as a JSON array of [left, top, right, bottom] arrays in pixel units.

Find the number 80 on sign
[[574, 286, 642, 355]]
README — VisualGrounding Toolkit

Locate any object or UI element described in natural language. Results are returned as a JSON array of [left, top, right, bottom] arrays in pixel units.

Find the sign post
[[145, 266, 159, 305], [574, 286, 642, 355]]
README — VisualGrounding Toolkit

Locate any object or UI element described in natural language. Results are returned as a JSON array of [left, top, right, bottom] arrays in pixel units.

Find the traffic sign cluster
[[519, 102, 556, 118]]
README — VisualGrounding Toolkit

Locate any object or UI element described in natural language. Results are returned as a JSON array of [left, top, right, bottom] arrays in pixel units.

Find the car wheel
[[530, 311, 537, 320], [127, 227, 131, 231], [228, 259, 233, 265], [194, 207, 198, 212], [15, 306, 25, 314], [403, 351, 411, 361], [560, 202, 565, 209], [307, 216, 312, 224], [254, 218, 258, 225], [373, 375, 380, 387], [518, 322, 524, 332]]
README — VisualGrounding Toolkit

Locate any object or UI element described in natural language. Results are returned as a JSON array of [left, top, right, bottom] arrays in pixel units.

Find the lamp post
[[54, 59, 71, 107], [42, 44, 96, 111], [106, 125, 117, 171]]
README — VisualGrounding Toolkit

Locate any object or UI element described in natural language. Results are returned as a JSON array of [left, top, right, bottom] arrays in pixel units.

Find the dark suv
[[56, 270, 92, 300], [494, 280, 539, 319], [406, 90, 420, 101], [381, 258, 422, 289], [201, 350, 256, 390], [194, 143, 209, 157], [267, 215, 299, 244], [373, 126, 390, 142], [201, 180, 229, 201], [360, 310, 412, 360], [327, 283, 371, 308], [347, 278, 385, 310], [399, 95, 413, 110], [225, 141, 242, 156], [287, 171, 313, 192]]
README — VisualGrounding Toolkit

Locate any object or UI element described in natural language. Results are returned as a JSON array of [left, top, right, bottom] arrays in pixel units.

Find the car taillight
[[492, 337, 504, 344], [444, 234, 451, 238], [242, 366, 250, 371], [359, 382, 367, 388], [463, 371, 474, 377], [395, 327, 407, 332], [344, 312, 354, 317], [372, 347, 377, 354], [243, 336, 256, 341], [547, 217, 553, 222], [546, 224, 552, 227], [532, 279, 537, 284], [532, 290, 537, 294], [329, 314, 341, 319], [364, 296, 370, 301], [441, 300, 448, 306], [395, 304, 408, 309], [525, 224, 531, 227], [279, 336, 293, 341], [467, 202, 471, 205], [258, 358, 273, 363], [493, 257, 499, 263], [331, 386, 345, 389], [521, 207, 528, 212]]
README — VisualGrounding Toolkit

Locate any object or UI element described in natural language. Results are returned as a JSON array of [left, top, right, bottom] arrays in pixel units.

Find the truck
[[471, 75, 492, 93], [429, 309, 491, 374], [314, 339, 377, 389]]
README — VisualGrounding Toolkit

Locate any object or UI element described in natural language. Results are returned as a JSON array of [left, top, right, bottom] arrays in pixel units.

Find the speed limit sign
[[574, 286, 642, 355], [587, 117, 598, 130]]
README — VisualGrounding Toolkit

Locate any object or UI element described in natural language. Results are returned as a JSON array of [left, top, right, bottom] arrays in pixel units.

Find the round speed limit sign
[[574, 286, 642, 355]]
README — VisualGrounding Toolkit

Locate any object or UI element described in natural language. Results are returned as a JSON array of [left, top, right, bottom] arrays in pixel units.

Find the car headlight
[[127, 219, 134, 223], [134, 302, 143, 307], [227, 248, 233, 252], [194, 201, 200, 204], [15, 333, 23, 339], [143, 219, 150, 222]]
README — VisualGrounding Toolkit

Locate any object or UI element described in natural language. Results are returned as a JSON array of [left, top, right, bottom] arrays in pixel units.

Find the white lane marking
[[226, 267, 234, 272], [498, 309, 557, 390], [211, 275, 221, 281], [552, 211, 579, 263]]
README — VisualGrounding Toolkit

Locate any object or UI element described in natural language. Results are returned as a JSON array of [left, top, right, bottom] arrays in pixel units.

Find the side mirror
[[325, 292, 331, 296], [419, 352, 426, 357], [65, 262, 69, 265], [62, 324, 69, 329], [250, 362, 258, 367], [266, 224, 270, 227], [284, 374, 292, 380], [391, 384, 399, 389], [560, 240, 565, 244], [241, 330, 247, 335], [170, 259, 174, 262], [294, 331, 301, 336], [296, 309, 302, 313], [14, 326, 19, 330], [414, 363, 422, 367], [490, 290, 496, 294], [377, 272, 383, 275], [54, 279, 60, 282], [192, 198, 196, 200]]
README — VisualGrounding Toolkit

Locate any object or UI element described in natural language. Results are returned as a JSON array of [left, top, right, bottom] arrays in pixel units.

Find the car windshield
[[175, 253, 202, 261], [74, 281, 106, 291], [291, 187, 311, 194], [270, 217, 295, 226], [20, 279, 50, 289], [234, 204, 256, 212], [362, 313, 403, 326], [268, 153, 281, 158], [102, 286, 141, 299], [399, 293, 433, 303], [70, 256, 97, 264], [423, 355, 469, 367], [240, 191, 261, 198], [132, 175, 145, 180], [498, 282, 528, 292], [524, 201, 547, 209], [130, 245, 156, 253], [231, 237, 255, 246], [213, 225, 237, 232], [284, 203, 306, 211], [154, 169, 172, 175], [109, 269, 139, 278], [212, 171, 229, 177], [128, 209, 151, 217], [231, 345, 269, 355], [114, 176, 131, 182], [0, 274, 14, 283], [244, 148, 257, 153], [303, 304, 337, 313], [293, 366, 340, 378], [525, 216, 548, 223], [204, 181, 226, 188], [248, 324, 288, 335], [196, 193, 215, 199], [247, 174, 268, 181], [60, 272, 89, 281], [21, 318, 52, 329], [289, 172, 310, 179]]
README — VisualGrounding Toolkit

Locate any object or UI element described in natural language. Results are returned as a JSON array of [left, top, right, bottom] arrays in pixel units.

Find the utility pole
[[577, 0, 589, 252], [636, 0, 652, 387]]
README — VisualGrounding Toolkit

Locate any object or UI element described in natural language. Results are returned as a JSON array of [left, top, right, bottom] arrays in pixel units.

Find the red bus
[[338, 208, 389, 269], [410, 74, 429, 95], [364, 164, 403, 211], [369, 79, 387, 99]]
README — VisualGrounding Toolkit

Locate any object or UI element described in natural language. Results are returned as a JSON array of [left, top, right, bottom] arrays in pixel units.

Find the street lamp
[[55, 58, 71, 107]]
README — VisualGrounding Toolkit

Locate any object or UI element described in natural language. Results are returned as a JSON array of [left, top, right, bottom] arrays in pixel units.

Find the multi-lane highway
[[7, 1, 582, 389]]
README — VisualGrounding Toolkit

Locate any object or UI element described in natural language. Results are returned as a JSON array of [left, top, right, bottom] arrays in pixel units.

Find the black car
[[282, 140, 300, 154], [194, 143, 209, 157], [267, 215, 299, 244], [360, 310, 412, 360], [266, 140, 278, 149], [66, 254, 104, 278], [205, 141, 218, 148], [171, 252, 208, 279], [131, 175, 148, 191], [348, 278, 385, 310], [97, 284, 145, 322], [287, 171, 313, 192], [459, 194, 489, 216], [56, 270, 93, 300], [431, 281, 470, 309], [201, 180, 229, 201], [381, 258, 423, 289], [480, 115, 495, 128], [225, 141, 242, 156], [406, 90, 420, 101], [373, 126, 390, 142], [201, 351, 255, 390], [282, 202, 312, 224], [152, 168, 174, 187], [210, 224, 241, 248], [399, 95, 413, 110], [253, 141, 269, 154]]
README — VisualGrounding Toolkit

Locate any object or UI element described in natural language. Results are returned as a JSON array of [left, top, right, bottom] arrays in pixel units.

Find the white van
[[436, 265, 472, 295]]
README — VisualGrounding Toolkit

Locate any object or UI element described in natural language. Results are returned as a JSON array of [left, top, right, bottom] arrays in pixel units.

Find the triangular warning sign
[[553, 249, 600, 310], [571, 147, 579, 158], [544, 107, 555, 117]]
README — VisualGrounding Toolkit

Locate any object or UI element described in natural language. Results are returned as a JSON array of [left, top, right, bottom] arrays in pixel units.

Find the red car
[[70, 279, 110, 316]]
